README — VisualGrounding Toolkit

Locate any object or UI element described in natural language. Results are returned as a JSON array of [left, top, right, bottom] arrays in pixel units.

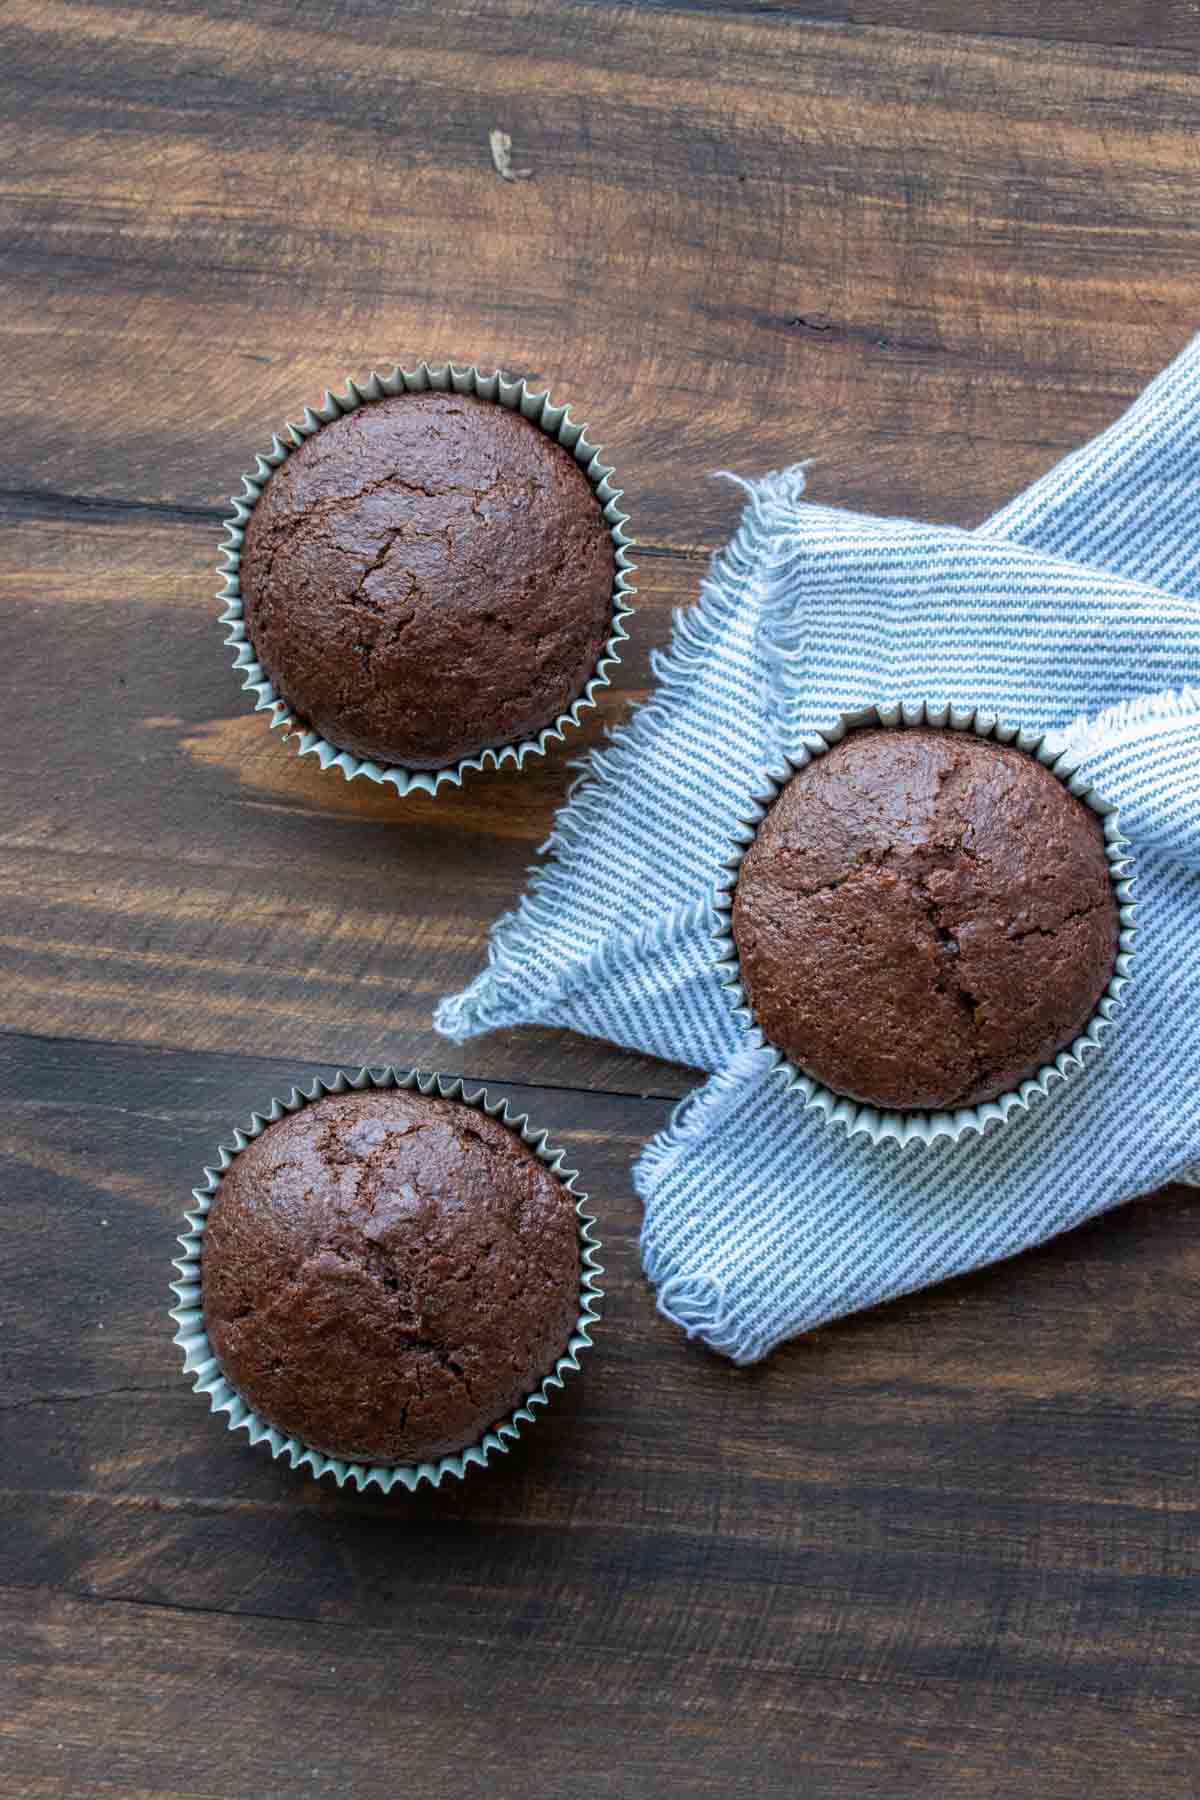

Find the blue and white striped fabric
[[437, 339, 1200, 1363]]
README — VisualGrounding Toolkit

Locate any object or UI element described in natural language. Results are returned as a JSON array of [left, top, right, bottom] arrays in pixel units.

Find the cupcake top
[[238, 391, 616, 770], [731, 727, 1119, 1112], [201, 1089, 581, 1465]]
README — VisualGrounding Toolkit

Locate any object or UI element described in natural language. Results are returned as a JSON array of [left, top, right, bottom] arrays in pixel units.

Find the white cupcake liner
[[713, 701, 1138, 1148], [217, 362, 636, 795], [169, 1066, 603, 1492]]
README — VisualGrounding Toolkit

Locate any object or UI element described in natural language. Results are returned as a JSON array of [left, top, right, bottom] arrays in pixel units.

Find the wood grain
[[0, 500, 696, 1090], [3, 0, 1198, 551], [2, 1036, 1198, 1800], [5, 1586, 1200, 1800], [626, 0, 1200, 56]]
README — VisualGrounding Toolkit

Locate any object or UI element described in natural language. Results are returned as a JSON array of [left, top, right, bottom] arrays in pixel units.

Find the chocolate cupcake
[[222, 368, 635, 790], [714, 708, 1136, 1139], [173, 1073, 601, 1487]]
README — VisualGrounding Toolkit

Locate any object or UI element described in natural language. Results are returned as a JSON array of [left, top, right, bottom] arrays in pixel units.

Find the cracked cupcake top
[[731, 727, 1119, 1112], [202, 1089, 581, 1465], [238, 391, 615, 769]]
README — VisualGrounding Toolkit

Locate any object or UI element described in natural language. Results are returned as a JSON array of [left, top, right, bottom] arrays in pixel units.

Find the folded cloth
[[437, 340, 1200, 1363]]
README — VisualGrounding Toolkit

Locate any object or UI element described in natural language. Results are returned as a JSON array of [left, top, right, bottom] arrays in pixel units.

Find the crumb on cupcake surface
[[730, 727, 1120, 1112]]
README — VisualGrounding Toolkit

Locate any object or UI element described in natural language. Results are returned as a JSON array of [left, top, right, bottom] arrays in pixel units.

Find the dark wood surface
[[2, 3, 1198, 1796]]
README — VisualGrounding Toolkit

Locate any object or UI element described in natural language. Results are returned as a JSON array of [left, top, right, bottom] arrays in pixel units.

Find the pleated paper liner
[[170, 1066, 603, 1492], [712, 701, 1138, 1149], [217, 362, 636, 795]]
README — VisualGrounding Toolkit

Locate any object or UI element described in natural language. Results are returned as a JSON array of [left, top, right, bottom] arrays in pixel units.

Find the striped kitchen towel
[[436, 339, 1200, 1363]]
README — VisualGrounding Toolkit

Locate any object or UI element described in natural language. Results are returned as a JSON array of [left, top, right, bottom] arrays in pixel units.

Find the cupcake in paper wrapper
[[170, 1067, 603, 1492], [217, 363, 636, 796], [713, 701, 1138, 1148]]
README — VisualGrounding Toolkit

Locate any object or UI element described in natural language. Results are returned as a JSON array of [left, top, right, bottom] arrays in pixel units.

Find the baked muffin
[[201, 1089, 582, 1465], [731, 728, 1119, 1112], [238, 391, 615, 769]]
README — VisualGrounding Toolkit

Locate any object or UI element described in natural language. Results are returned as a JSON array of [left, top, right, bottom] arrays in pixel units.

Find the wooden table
[[3, 4, 1199, 1795]]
